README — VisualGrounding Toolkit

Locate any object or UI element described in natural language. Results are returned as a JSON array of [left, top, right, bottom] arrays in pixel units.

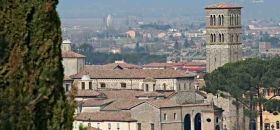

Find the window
[[213, 34, 216, 42], [153, 84, 156, 91], [221, 15, 224, 25], [218, 15, 221, 25], [151, 123, 154, 130], [89, 82, 92, 90], [174, 113, 177, 120], [210, 34, 213, 42], [145, 84, 149, 91], [66, 84, 70, 91], [210, 15, 212, 26], [236, 34, 239, 42], [222, 34, 224, 42], [100, 83, 106, 89], [137, 123, 142, 130], [163, 83, 167, 90], [213, 15, 216, 26], [108, 123, 111, 130], [117, 123, 120, 130], [277, 121, 280, 129], [88, 123, 91, 127], [121, 83, 126, 88], [164, 113, 167, 120], [81, 82, 85, 90], [219, 34, 222, 42], [216, 117, 219, 123]]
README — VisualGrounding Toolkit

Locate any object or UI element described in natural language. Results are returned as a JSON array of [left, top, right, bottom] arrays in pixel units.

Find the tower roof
[[205, 3, 242, 9]]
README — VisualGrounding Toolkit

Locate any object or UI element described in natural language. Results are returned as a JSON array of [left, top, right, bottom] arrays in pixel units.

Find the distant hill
[[57, 0, 280, 20]]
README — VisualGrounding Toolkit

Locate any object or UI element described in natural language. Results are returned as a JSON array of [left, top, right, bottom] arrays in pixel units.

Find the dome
[[81, 75, 91, 81]]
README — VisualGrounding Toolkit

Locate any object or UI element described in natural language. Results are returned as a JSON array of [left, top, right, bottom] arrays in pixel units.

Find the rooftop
[[76, 90, 105, 97], [75, 111, 136, 122], [62, 51, 86, 58], [82, 99, 114, 107], [205, 3, 242, 9], [70, 69, 195, 79]]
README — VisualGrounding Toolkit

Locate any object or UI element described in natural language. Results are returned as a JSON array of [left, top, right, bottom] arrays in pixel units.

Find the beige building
[[73, 111, 137, 130], [73, 88, 222, 130], [68, 68, 196, 92], [61, 40, 86, 76], [205, 3, 243, 73], [257, 88, 280, 130]]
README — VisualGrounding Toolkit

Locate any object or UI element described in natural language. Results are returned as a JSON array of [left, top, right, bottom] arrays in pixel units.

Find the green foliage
[[205, 57, 280, 112], [79, 125, 88, 130], [0, 0, 74, 130], [73, 43, 167, 64]]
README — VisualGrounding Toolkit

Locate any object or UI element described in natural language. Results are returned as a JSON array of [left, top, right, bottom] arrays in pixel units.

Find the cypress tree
[[0, 0, 74, 130]]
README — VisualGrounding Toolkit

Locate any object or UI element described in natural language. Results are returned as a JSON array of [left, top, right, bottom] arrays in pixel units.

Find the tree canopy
[[0, 0, 74, 130], [205, 57, 280, 111]]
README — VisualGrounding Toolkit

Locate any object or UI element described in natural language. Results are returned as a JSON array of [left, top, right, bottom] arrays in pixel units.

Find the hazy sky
[[57, 0, 280, 20]]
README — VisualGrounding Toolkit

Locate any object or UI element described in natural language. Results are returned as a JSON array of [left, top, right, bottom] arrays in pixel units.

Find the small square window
[[121, 83, 126, 88], [100, 83, 106, 89]]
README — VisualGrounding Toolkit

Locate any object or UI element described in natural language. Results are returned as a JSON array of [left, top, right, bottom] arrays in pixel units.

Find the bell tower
[[205, 3, 242, 73]]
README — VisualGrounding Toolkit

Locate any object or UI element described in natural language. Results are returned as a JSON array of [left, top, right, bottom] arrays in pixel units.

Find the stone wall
[[130, 103, 161, 130], [74, 78, 195, 92]]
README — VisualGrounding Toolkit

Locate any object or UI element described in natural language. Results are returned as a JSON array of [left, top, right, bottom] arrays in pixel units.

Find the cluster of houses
[[61, 40, 225, 130]]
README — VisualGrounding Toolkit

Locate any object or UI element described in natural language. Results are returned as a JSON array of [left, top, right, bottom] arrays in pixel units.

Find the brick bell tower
[[205, 3, 242, 73]]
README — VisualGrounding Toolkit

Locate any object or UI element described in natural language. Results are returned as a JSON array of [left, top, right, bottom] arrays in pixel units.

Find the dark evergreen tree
[[0, 0, 74, 130]]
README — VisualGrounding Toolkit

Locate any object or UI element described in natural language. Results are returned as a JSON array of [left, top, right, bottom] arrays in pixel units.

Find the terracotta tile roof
[[102, 99, 145, 110], [82, 99, 114, 107], [85, 62, 141, 70], [71, 69, 195, 79], [75, 112, 137, 122], [136, 92, 165, 98], [206, 3, 242, 9], [64, 75, 73, 80], [147, 99, 179, 108], [101, 90, 142, 99], [62, 51, 86, 58], [76, 90, 105, 98], [143, 62, 175, 68]]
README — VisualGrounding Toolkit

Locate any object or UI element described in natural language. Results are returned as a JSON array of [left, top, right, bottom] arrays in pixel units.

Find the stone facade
[[130, 102, 223, 130], [205, 6, 242, 72], [67, 78, 195, 92], [62, 58, 85, 76], [207, 92, 249, 130]]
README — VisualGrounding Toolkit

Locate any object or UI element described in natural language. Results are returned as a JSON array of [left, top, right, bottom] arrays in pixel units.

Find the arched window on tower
[[210, 15, 213, 26], [236, 34, 239, 42], [221, 15, 224, 25], [229, 15, 232, 25], [213, 15, 216, 26], [213, 34, 216, 42], [235, 14, 238, 25], [230, 34, 233, 42], [218, 15, 221, 25], [219, 34, 222, 42]]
